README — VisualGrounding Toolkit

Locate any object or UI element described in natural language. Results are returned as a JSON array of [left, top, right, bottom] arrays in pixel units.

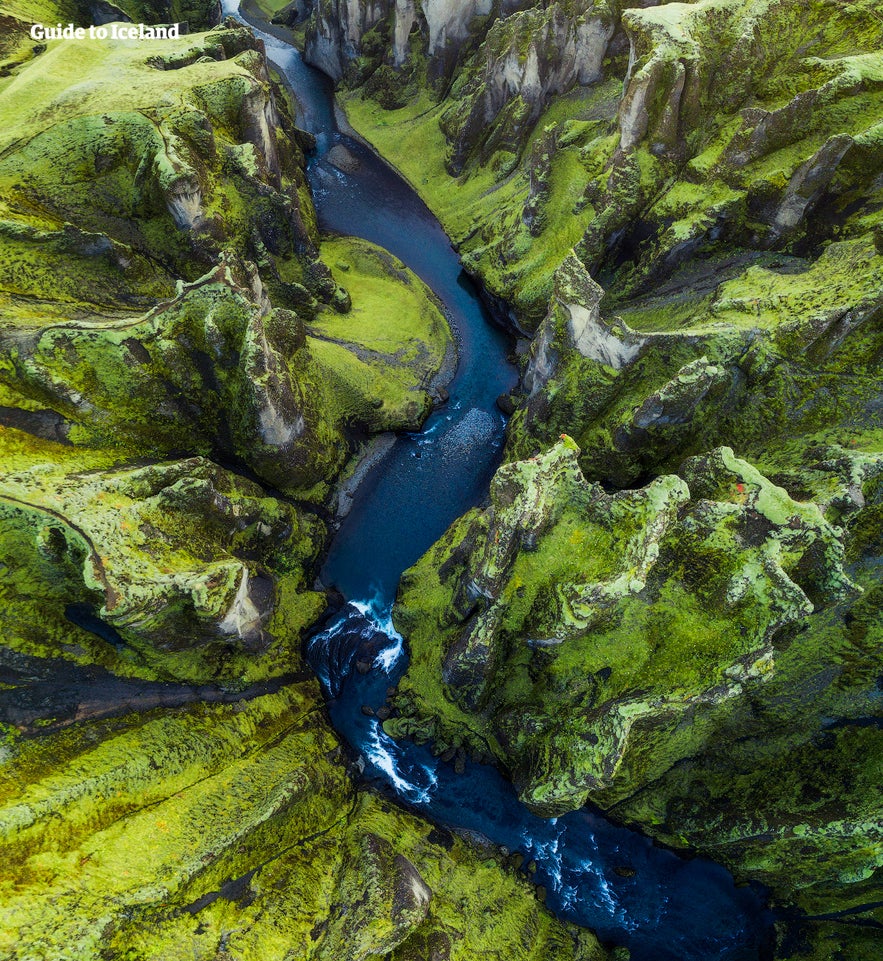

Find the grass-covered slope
[[0, 10, 452, 503], [0, 423, 328, 684], [0, 20, 323, 324], [329, 0, 883, 328]]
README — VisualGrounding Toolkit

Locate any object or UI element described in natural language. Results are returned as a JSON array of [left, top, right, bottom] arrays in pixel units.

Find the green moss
[[390, 428, 882, 932], [0, 21, 330, 329], [335, 0, 882, 335], [392, 441, 858, 814], [0, 681, 352, 960], [340, 76, 625, 326], [0, 671, 608, 961], [341, 90, 525, 249], [506, 230, 883, 489]]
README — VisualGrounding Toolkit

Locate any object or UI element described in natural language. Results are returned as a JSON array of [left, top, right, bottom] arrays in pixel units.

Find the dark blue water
[[228, 0, 517, 599], [224, 4, 774, 956]]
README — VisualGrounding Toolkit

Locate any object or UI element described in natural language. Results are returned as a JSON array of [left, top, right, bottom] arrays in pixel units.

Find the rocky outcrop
[[574, 0, 883, 287], [523, 252, 636, 396], [508, 237, 883, 488], [339, 0, 883, 327], [392, 440, 856, 810], [0, 266, 342, 493], [305, 0, 395, 82], [304, 0, 495, 84], [0, 447, 325, 669], [0, 22, 331, 319]]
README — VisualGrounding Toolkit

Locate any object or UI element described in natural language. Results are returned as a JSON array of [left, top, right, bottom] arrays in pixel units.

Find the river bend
[[222, 5, 773, 957]]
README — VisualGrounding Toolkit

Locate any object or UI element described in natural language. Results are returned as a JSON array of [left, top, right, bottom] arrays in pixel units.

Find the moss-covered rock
[[507, 236, 883, 490], [389, 436, 883, 952], [0, 20, 328, 321], [0, 13, 456, 502], [0, 248, 451, 502], [0, 9, 578, 960], [0, 423, 327, 682], [392, 440, 854, 808], [338, 0, 883, 327], [256, 0, 883, 954]]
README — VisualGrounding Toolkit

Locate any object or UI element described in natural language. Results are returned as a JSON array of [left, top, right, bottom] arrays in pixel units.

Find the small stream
[[223, 4, 775, 956]]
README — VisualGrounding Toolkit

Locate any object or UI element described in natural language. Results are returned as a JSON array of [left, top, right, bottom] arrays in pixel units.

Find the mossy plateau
[[0, 676, 610, 961], [0, 0, 472, 707], [0, 19, 323, 323], [1, 246, 450, 500]]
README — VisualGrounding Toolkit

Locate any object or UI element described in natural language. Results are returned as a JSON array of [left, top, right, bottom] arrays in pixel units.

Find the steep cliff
[[304, 0, 495, 86], [335, 0, 882, 326], [389, 436, 883, 956]]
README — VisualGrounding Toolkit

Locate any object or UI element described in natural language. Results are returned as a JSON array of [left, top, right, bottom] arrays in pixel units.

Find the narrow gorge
[[0, 0, 880, 960]]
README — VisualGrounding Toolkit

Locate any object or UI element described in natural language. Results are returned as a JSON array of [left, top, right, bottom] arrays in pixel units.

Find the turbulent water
[[223, 3, 774, 956]]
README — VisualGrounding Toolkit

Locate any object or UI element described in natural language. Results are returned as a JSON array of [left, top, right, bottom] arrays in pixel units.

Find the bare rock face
[[305, 0, 395, 81], [305, 0, 496, 84], [440, 1, 615, 172], [523, 252, 637, 396]]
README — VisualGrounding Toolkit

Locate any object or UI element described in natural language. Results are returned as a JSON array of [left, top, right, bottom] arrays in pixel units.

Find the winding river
[[223, 4, 775, 957]]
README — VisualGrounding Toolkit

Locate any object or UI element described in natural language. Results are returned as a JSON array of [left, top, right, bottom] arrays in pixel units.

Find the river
[[221, 4, 775, 957]]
